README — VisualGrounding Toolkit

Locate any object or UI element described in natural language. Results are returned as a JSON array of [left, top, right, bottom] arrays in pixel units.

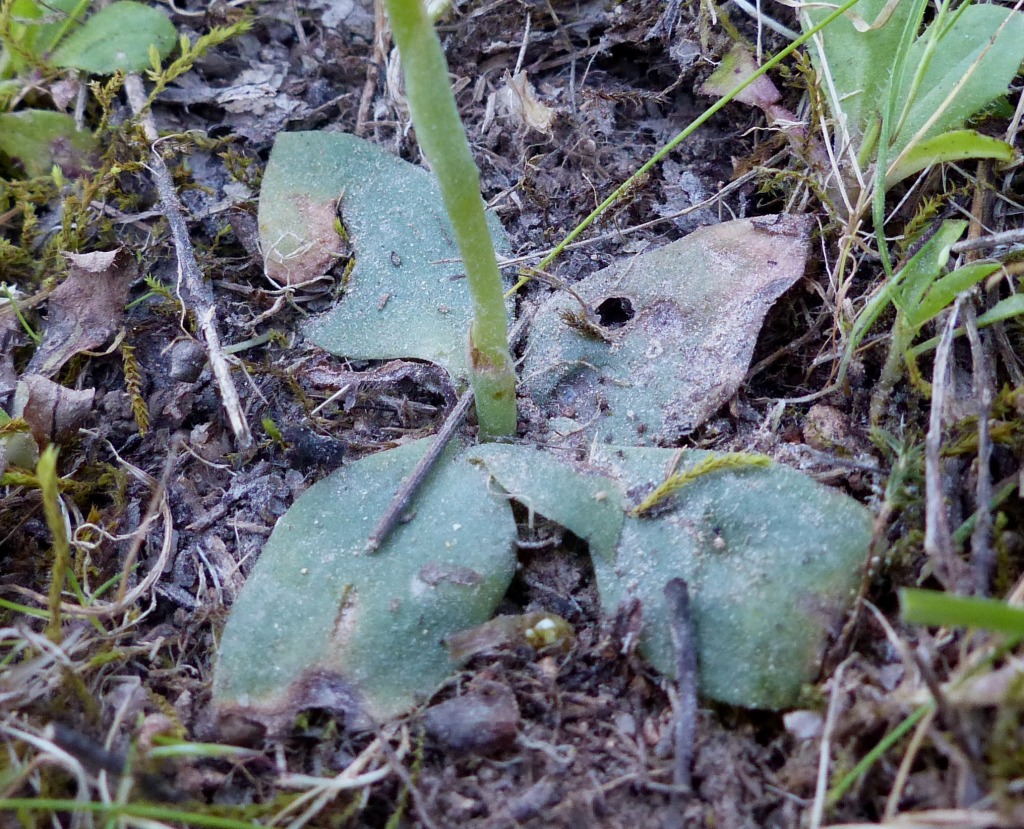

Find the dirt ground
[[3, 0, 1024, 827]]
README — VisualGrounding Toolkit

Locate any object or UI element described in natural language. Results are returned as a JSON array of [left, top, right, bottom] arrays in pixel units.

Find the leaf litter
[[2, 0, 1023, 827]]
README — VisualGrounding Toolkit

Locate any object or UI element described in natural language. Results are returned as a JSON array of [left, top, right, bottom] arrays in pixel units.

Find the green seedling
[[217, 3, 882, 726], [261, 416, 286, 448], [835, 220, 1002, 421], [383, 0, 516, 437], [793, 0, 1024, 401], [1, 283, 40, 343], [801, 0, 1024, 211]]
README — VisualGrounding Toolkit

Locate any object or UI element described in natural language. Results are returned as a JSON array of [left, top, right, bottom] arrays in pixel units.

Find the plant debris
[[3, 0, 1024, 827]]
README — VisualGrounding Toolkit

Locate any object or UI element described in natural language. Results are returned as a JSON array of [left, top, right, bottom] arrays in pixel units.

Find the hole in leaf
[[595, 296, 635, 328]]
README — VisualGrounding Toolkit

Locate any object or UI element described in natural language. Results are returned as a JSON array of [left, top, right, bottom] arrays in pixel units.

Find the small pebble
[[168, 339, 207, 383], [423, 681, 519, 754]]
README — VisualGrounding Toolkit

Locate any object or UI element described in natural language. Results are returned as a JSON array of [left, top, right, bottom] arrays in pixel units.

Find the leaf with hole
[[520, 215, 811, 445]]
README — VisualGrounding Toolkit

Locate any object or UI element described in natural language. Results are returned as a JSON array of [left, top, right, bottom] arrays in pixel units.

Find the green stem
[[383, 0, 516, 438], [0, 800, 267, 829], [38, 446, 68, 643]]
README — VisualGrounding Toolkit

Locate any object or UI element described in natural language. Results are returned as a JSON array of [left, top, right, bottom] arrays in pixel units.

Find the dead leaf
[[498, 71, 556, 134], [699, 44, 782, 111], [700, 46, 829, 177], [27, 248, 136, 377], [263, 194, 346, 287], [13, 374, 95, 445], [522, 215, 813, 445]]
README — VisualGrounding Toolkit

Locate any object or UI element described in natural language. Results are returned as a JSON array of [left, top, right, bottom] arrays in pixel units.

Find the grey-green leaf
[[258, 131, 508, 383], [472, 442, 872, 710], [470, 443, 625, 563], [592, 445, 872, 709], [212, 439, 516, 734], [51, 1, 177, 73]]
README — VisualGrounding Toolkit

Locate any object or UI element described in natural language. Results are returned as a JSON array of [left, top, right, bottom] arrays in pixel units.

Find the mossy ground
[[3, 0, 1024, 827]]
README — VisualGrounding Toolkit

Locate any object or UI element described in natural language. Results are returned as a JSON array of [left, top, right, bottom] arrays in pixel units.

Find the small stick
[[924, 297, 973, 593], [809, 658, 849, 829], [115, 443, 177, 605], [365, 387, 475, 552], [124, 75, 252, 448], [355, 0, 386, 137], [366, 311, 533, 552], [664, 578, 698, 795], [963, 300, 994, 596], [951, 226, 1024, 254]]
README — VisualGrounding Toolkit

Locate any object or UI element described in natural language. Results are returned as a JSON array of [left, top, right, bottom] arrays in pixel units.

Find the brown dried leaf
[[498, 71, 556, 133], [698, 44, 781, 111], [13, 374, 95, 445], [27, 248, 136, 377], [263, 194, 345, 287]]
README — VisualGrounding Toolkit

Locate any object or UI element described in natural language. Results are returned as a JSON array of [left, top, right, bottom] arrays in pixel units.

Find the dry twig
[[810, 658, 850, 829], [924, 297, 973, 593], [963, 300, 994, 595], [124, 74, 252, 448], [664, 578, 698, 796]]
